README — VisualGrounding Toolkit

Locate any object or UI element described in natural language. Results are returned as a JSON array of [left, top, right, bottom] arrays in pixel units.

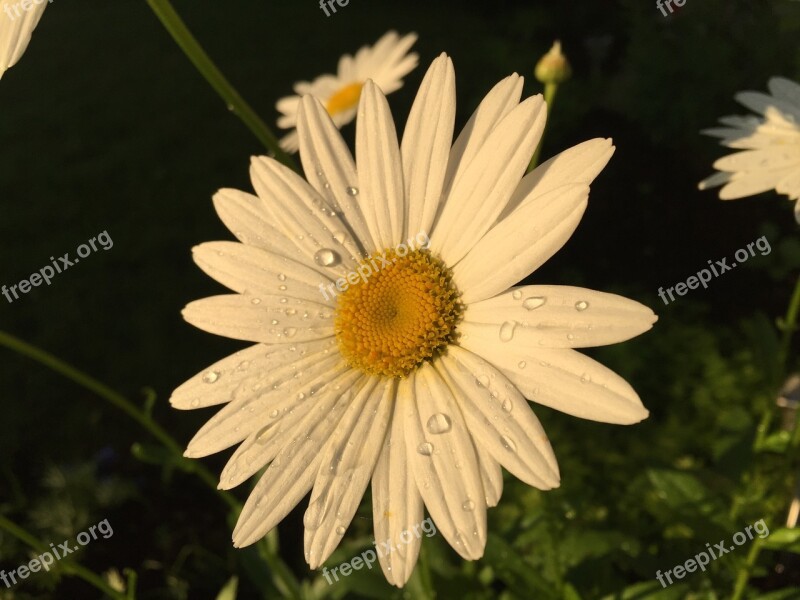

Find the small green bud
[[535, 41, 572, 85]]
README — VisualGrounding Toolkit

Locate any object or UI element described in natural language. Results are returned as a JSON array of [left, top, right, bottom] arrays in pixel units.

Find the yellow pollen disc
[[335, 249, 463, 378], [325, 82, 363, 117]]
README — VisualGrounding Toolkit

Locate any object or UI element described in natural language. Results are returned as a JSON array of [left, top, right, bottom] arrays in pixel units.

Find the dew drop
[[575, 300, 589, 311], [332, 231, 347, 244], [269, 409, 279, 418], [346, 186, 359, 196], [277, 273, 287, 281], [501, 435, 517, 452], [251, 298, 261, 305], [190, 398, 200, 407], [522, 296, 546, 310], [476, 374, 490, 388], [417, 442, 434, 456], [271, 319, 279, 325], [499, 321, 517, 342], [462, 500, 475, 511], [335, 525, 346, 535], [512, 290, 522, 300], [518, 361, 527, 369], [426, 413, 452, 434], [202, 370, 220, 383], [284, 327, 298, 338], [314, 248, 340, 267], [502, 398, 513, 413], [567, 333, 575, 341]]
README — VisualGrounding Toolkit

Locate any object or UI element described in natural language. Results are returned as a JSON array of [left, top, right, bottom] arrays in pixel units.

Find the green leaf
[[215, 576, 238, 600], [599, 580, 690, 600], [755, 430, 792, 454], [761, 527, 800, 553]]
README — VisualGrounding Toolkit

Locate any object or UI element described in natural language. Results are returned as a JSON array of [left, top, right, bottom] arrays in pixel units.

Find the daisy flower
[[0, 0, 46, 80], [275, 30, 418, 153], [172, 54, 656, 587], [699, 77, 800, 223]]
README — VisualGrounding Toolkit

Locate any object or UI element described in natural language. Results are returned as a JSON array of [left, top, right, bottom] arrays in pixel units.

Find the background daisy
[[275, 30, 418, 152], [699, 77, 800, 223], [0, 0, 46, 79]]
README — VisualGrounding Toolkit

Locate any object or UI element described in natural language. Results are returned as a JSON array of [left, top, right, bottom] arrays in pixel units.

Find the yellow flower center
[[334, 249, 463, 378], [325, 82, 363, 117]]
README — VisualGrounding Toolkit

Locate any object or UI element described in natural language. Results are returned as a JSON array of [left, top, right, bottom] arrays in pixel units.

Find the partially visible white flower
[[699, 77, 800, 223], [0, 0, 47, 80], [275, 30, 418, 152]]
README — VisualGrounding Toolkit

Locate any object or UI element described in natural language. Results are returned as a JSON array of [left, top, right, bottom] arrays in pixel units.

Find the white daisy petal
[[406, 364, 487, 560], [778, 170, 800, 200], [219, 367, 360, 489], [459, 334, 648, 424], [372, 377, 425, 588], [719, 169, 790, 200], [500, 138, 615, 219], [735, 90, 800, 122], [431, 95, 547, 264], [296, 96, 375, 253], [436, 347, 559, 489], [182, 294, 333, 344], [170, 339, 337, 410], [184, 351, 347, 458], [304, 378, 394, 568], [714, 147, 800, 172], [0, 0, 46, 79], [453, 184, 589, 304], [356, 79, 405, 249], [441, 74, 524, 200], [192, 241, 334, 305], [232, 373, 370, 548], [478, 454, 503, 508], [212, 189, 300, 259], [461, 285, 657, 348], [402, 54, 456, 240], [698, 171, 733, 191], [249, 156, 362, 275], [769, 77, 800, 106]]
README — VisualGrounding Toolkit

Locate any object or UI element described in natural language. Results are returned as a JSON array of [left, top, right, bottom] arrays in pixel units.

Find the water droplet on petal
[[522, 296, 546, 310], [417, 442, 434, 456], [462, 500, 475, 511], [314, 248, 340, 267], [332, 231, 347, 244], [346, 186, 359, 196], [284, 327, 297, 338], [202, 370, 220, 383], [277, 273, 287, 281], [476, 375, 490, 387], [190, 398, 200, 407], [335, 525, 346, 535], [575, 300, 589, 311], [251, 297, 261, 305], [501, 435, 517, 452], [269, 409, 279, 418], [499, 321, 517, 342], [502, 398, 513, 413], [567, 333, 575, 341], [517, 361, 527, 369], [271, 319, 279, 325], [426, 413, 452, 434], [512, 290, 522, 300]]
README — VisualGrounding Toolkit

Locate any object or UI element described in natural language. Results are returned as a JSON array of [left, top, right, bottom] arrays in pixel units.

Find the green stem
[[0, 514, 127, 599], [0, 330, 236, 512], [779, 274, 800, 376], [527, 82, 558, 172], [731, 538, 762, 600], [145, 0, 297, 172]]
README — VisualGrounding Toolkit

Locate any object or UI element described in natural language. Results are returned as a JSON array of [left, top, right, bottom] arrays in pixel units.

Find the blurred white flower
[[699, 77, 800, 223], [275, 30, 418, 152], [0, 0, 47, 79]]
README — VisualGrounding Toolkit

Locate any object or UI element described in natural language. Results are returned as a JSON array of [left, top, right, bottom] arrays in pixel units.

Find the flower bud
[[535, 41, 572, 85]]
